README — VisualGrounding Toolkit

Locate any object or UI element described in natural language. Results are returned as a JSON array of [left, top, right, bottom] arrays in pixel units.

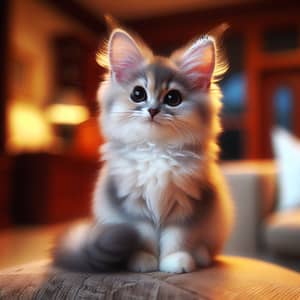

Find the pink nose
[[148, 108, 160, 118]]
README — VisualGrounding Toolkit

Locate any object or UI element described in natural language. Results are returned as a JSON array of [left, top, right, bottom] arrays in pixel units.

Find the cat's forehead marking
[[145, 70, 155, 93], [145, 58, 189, 92], [132, 70, 148, 86], [147, 61, 175, 90]]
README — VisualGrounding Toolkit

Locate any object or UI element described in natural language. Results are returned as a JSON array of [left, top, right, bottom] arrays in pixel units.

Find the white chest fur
[[102, 142, 203, 223]]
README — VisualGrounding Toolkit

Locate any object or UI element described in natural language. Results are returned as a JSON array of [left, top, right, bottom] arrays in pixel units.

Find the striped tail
[[53, 223, 140, 272]]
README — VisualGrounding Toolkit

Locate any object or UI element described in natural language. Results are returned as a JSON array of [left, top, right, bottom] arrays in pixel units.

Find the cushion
[[1, 256, 300, 299], [264, 209, 300, 256], [222, 161, 276, 256], [272, 128, 300, 210]]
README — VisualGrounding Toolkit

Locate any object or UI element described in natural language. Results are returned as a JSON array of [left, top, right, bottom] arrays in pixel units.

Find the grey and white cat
[[54, 28, 233, 273]]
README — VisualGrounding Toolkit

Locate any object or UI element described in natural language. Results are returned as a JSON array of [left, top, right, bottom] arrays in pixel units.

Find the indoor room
[[0, 0, 300, 298]]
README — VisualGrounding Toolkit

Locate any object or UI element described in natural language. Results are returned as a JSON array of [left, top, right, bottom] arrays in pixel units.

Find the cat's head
[[97, 28, 226, 148]]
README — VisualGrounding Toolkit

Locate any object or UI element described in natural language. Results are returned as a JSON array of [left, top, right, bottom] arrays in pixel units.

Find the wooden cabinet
[[0, 156, 12, 227], [12, 154, 99, 224], [52, 35, 100, 113]]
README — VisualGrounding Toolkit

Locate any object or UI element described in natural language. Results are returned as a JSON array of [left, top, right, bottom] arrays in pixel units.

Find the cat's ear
[[108, 29, 146, 83], [172, 36, 216, 89]]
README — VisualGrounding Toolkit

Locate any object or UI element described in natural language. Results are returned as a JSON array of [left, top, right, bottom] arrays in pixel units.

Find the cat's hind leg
[[53, 222, 139, 272], [194, 245, 212, 267], [128, 251, 158, 272], [127, 222, 159, 272]]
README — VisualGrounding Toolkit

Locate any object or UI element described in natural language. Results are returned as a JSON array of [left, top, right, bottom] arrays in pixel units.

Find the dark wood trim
[[259, 50, 300, 70], [40, 0, 300, 42], [40, 0, 106, 36], [244, 25, 262, 159], [0, 0, 9, 154], [126, 0, 300, 47]]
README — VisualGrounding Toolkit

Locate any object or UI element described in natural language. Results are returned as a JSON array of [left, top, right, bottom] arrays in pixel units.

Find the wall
[[8, 0, 97, 106], [7, 0, 99, 153]]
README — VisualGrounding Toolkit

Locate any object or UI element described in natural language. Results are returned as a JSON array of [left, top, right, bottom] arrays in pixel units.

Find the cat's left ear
[[108, 29, 147, 83], [172, 36, 216, 90]]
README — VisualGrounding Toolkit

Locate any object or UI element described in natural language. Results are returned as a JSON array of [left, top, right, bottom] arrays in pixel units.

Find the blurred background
[[0, 0, 300, 271]]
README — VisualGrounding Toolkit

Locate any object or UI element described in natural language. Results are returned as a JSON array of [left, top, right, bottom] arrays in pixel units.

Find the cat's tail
[[52, 222, 140, 272]]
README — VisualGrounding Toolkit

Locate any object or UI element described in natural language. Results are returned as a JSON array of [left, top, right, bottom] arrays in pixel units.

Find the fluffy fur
[[53, 27, 233, 274]]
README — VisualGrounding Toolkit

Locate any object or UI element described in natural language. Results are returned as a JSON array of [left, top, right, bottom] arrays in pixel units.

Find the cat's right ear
[[108, 29, 145, 83]]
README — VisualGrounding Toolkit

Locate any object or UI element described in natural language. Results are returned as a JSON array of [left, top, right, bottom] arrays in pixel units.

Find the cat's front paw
[[128, 251, 158, 272], [159, 251, 196, 273]]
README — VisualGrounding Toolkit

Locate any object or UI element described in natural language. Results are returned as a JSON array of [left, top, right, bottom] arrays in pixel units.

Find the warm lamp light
[[47, 89, 90, 125], [46, 104, 89, 125], [7, 101, 54, 153]]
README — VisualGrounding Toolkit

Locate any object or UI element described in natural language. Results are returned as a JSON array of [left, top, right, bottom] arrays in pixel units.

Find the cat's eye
[[164, 90, 182, 107], [130, 86, 147, 103]]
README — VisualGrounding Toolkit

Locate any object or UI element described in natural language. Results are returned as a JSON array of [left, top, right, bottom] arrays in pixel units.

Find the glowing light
[[7, 102, 54, 153], [46, 104, 89, 125]]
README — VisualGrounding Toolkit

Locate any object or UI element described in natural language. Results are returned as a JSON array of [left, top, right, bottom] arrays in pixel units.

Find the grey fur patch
[[161, 106, 176, 116], [187, 183, 216, 226], [165, 183, 216, 227], [130, 69, 148, 85], [107, 175, 128, 205], [53, 223, 140, 273], [196, 100, 213, 124], [106, 174, 153, 223], [146, 58, 189, 91], [104, 94, 117, 113]]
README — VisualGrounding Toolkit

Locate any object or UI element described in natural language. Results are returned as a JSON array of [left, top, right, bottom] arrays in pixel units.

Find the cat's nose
[[148, 108, 160, 119]]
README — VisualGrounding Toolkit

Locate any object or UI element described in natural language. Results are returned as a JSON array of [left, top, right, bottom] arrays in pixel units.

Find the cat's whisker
[[111, 111, 135, 115], [167, 120, 198, 145]]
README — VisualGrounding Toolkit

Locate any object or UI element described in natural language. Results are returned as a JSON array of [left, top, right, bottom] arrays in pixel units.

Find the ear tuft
[[180, 36, 215, 89], [108, 29, 145, 83]]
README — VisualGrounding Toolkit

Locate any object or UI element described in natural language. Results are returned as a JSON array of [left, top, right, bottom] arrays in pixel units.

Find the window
[[219, 34, 245, 160], [273, 86, 293, 130], [263, 27, 298, 53]]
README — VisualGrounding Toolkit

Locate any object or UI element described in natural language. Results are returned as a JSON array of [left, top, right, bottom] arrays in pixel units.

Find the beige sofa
[[223, 161, 300, 267], [222, 161, 277, 256]]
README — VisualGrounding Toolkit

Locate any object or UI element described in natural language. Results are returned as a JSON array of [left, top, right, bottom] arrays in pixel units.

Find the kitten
[[53, 27, 233, 274]]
